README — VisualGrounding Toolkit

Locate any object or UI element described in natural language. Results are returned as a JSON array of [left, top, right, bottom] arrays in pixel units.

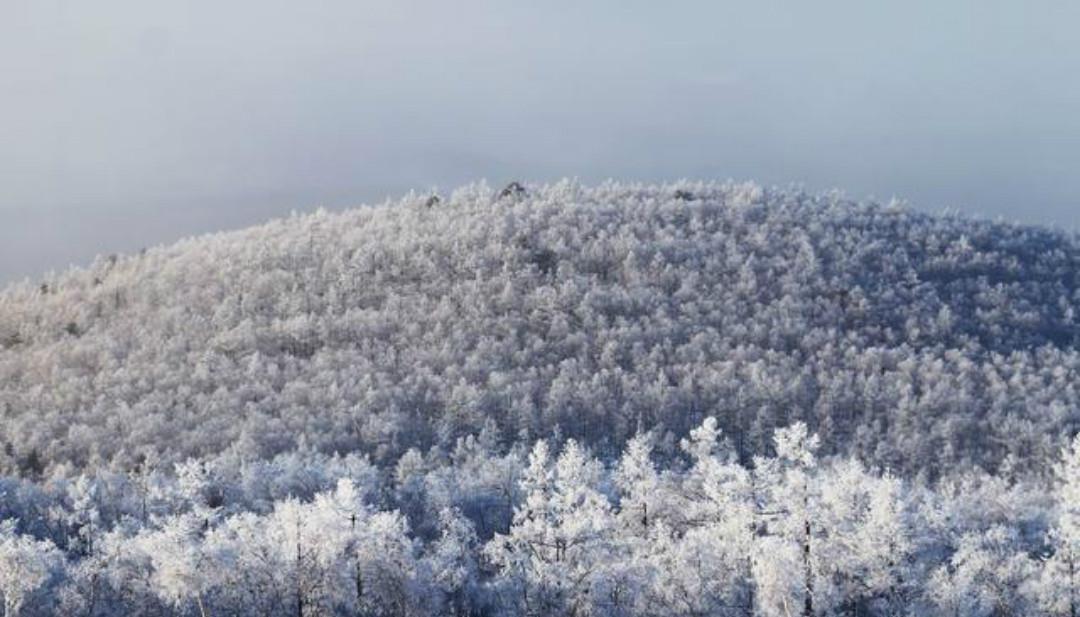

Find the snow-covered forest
[[2, 182, 1078, 476], [0, 418, 1078, 617], [2, 181, 1080, 615]]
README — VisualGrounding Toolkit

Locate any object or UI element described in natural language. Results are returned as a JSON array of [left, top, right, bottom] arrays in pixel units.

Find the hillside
[[1, 180, 1078, 477]]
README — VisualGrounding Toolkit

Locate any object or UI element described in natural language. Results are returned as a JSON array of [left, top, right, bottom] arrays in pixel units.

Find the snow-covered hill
[[1, 180, 1078, 476]]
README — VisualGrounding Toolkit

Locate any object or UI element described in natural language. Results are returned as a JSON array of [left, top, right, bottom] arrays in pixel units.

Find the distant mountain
[[1, 180, 1077, 477]]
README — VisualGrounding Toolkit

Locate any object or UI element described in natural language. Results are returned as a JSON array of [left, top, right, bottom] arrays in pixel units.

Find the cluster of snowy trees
[[1, 181, 1078, 479], [0, 419, 1079, 616]]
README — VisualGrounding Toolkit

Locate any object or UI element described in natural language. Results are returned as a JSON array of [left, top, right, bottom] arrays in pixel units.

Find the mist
[[3, 0, 1079, 283]]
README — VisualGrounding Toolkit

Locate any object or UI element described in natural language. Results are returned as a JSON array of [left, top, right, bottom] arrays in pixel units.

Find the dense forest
[[1, 418, 1078, 617], [1, 181, 1079, 615], [1, 181, 1078, 477]]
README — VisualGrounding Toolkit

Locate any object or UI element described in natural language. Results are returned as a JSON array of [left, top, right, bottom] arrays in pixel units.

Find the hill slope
[[1, 180, 1078, 476]]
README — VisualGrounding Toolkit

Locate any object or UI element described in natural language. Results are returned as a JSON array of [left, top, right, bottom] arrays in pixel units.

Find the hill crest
[[1, 180, 1077, 477]]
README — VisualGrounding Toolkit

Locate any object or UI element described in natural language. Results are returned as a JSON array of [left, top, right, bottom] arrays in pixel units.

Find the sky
[[2, 1, 1079, 284]]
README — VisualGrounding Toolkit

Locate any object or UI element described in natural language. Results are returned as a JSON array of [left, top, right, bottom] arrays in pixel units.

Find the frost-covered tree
[[816, 460, 914, 615], [64, 475, 101, 557], [1031, 433, 1080, 617], [486, 439, 615, 616], [136, 513, 216, 617], [929, 526, 1035, 617], [753, 422, 820, 617], [0, 521, 62, 617], [613, 432, 659, 535], [1, 182, 1079, 479], [668, 418, 755, 615], [0, 420, 1076, 615], [427, 507, 482, 616]]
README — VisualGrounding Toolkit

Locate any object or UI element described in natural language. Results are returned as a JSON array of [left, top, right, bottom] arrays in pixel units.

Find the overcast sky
[[3, 1, 1079, 284]]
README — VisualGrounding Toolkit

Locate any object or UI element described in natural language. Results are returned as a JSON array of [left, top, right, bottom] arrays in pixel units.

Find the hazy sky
[[3, 1, 1079, 284]]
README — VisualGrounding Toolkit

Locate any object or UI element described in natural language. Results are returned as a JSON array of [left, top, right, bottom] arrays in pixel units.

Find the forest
[[1, 418, 1078, 617], [1, 181, 1079, 615], [1, 181, 1078, 477]]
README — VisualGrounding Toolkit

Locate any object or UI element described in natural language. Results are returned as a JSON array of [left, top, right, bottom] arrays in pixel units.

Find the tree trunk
[[355, 561, 364, 612], [351, 514, 364, 612], [296, 517, 304, 617], [803, 508, 813, 617], [1071, 554, 1077, 617], [745, 573, 755, 617], [86, 572, 98, 617]]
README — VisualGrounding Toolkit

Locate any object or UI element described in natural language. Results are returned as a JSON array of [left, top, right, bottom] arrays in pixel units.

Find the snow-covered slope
[[1, 180, 1078, 476]]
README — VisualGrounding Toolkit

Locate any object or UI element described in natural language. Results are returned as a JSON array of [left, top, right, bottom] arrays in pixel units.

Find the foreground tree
[[486, 439, 616, 616], [1031, 434, 1080, 617], [5, 421, 1080, 615], [752, 422, 820, 617], [0, 521, 62, 617]]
